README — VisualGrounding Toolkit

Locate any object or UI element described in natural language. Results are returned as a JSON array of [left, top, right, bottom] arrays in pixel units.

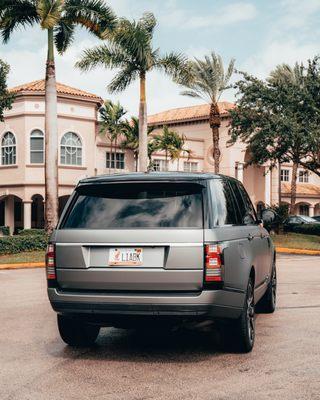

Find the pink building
[[1, 81, 319, 234], [148, 103, 320, 218]]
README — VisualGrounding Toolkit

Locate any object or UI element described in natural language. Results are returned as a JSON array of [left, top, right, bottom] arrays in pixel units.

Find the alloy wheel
[[247, 284, 255, 343]]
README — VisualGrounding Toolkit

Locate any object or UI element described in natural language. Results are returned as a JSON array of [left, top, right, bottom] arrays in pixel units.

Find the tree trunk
[[114, 136, 118, 172], [134, 151, 138, 171], [138, 72, 148, 172], [109, 137, 113, 174], [209, 102, 221, 174], [289, 161, 298, 215], [278, 160, 282, 205], [44, 28, 58, 234]]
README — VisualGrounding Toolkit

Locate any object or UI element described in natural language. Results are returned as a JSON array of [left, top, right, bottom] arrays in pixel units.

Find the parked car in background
[[46, 172, 277, 353], [284, 215, 320, 228], [313, 215, 320, 222]]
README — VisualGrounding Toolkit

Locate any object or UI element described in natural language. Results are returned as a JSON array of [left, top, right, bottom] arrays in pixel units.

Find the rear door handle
[[247, 233, 254, 241]]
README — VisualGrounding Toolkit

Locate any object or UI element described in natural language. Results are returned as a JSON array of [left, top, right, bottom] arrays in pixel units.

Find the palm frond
[[99, 99, 127, 144], [37, 0, 64, 29], [0, 0, 39, 43], [181, 51, 235, 103], [76, 43, 128, 71], [138, 12, 156, 35], [111, 15, 155, 69], [269, 62, 305, 85], [64, 0, 117, 37], [54, 18, 75, 54], [108, 65, 139, 93], [156, 52, 192, 85]]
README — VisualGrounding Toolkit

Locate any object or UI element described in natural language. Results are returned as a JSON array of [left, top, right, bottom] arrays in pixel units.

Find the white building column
[[309, 205, 315, 217], [23, 201, 32, 230], [236, 162, 244, 183], [264, 167, 271, 206], [4, 196, 14, 235]]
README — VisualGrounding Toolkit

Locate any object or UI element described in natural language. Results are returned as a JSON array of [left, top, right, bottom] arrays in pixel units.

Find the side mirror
[[261, 208, 277, 224]]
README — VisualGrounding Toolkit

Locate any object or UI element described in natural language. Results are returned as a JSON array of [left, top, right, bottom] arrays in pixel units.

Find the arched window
[[30, 130, 44, 164], [1, 132, 16, 165], [60, 132, 82, 166]]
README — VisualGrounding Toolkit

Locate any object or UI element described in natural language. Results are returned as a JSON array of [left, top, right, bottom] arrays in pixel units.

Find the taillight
[[46, 244, 56, 280], [204, 244, 223, 283]]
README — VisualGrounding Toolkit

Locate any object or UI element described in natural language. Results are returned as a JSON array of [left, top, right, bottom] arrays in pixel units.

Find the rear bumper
[[48, 287, 245, 320]]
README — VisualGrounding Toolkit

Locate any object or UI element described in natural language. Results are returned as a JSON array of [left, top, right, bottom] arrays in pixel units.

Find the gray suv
[[47, 172, 277, 352]]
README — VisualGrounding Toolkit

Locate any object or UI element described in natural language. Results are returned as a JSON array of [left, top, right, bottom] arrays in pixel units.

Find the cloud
[[241, 40, 319, 79], [279, 0, 320, 29], [160, 2, 257, 30]]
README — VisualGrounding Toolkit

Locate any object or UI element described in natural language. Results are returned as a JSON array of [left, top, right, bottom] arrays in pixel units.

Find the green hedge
[[287, 224, 320, 236], [0, 226, 10, 236], [0, 234, 48, 255], [18, 229, 45, 236]]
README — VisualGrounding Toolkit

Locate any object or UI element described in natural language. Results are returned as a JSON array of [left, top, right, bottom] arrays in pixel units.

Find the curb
[[0, 262, 45, 270], [276, 247, 320, 255]]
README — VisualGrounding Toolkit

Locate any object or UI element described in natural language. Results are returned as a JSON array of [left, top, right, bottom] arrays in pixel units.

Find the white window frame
[[183, 161, 198, 172], [30, 129, 44, 164], [60, 132, 82, 166], [1, 131, 16, 165], [298, 170, 309, 183], [153, 159, 168, 172], [106, 151, 125, 170], [280, 169, 290, 182]]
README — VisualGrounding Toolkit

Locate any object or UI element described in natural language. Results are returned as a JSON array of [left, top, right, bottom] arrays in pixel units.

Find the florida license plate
[[108, 248, 143, 266]]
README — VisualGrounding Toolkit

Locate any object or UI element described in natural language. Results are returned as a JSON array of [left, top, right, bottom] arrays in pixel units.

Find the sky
[[1, 0, 320, 116]]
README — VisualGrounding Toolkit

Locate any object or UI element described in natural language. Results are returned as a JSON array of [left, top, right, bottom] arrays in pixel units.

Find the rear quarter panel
[[204, 226, 256, 292]]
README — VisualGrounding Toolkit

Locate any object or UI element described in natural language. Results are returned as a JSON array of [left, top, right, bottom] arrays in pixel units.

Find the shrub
[[0, 234, 48, 255], [18, 229, 45, 236], [0, 226, 10, 236], [288, 224, 320, 236]]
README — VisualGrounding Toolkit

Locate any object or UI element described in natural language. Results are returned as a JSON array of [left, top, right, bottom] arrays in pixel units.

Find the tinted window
[[62, 182, 203, 229], [208, 179, 238, 226], [229, 180, 256, 225]]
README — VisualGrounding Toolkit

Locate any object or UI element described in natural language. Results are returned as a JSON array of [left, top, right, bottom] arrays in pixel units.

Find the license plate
[[108, 248, 143, 266]]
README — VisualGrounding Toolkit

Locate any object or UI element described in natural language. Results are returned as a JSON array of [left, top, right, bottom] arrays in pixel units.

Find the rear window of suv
[[61, 182, 203, 229]]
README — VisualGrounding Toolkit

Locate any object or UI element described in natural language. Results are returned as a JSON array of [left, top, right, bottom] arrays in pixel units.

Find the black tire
[[257, 263, 277, 313], [57, 315, 100, 347], [218, 279, 255, 353], [234, 278, 255, 353]]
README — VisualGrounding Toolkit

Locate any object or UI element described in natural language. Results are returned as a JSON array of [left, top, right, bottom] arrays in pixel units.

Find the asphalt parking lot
[[1, 254, 320, 400]]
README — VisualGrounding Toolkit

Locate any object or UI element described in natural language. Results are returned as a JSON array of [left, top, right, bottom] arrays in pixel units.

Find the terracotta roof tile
[[10, 79, 102, 103], [148, 101, 235, 125], [281, 182, 320, 196]]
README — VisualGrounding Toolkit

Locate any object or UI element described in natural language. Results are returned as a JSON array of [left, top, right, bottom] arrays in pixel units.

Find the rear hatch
[[54, 181, 205, 292]]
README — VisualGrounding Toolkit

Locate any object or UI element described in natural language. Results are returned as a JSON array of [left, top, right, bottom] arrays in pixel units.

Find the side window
[[208, 179, 238, 226], [229, 180, 256, 225]]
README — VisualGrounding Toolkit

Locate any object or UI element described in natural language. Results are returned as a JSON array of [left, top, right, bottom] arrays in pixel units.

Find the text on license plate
[[108, 248, 143, 266]]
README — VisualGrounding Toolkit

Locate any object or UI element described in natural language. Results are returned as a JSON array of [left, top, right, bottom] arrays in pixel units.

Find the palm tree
[[152, 126, 190, 171], [99, 100, 127, 173], [166, 130, 191, 170], [0, 0, 116, 233], [121, 116, 155, 171], [76, 12, 191, 172], [180, 52, 235, 173]]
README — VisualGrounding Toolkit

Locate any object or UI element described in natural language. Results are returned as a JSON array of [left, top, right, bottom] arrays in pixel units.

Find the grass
[[0, 250, 45, 264], [272, 232, 320, 251]]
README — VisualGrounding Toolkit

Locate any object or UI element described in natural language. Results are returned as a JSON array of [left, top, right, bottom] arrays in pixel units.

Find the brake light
[[205, 244, 223, 282], [46, 244, 56, 280]]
